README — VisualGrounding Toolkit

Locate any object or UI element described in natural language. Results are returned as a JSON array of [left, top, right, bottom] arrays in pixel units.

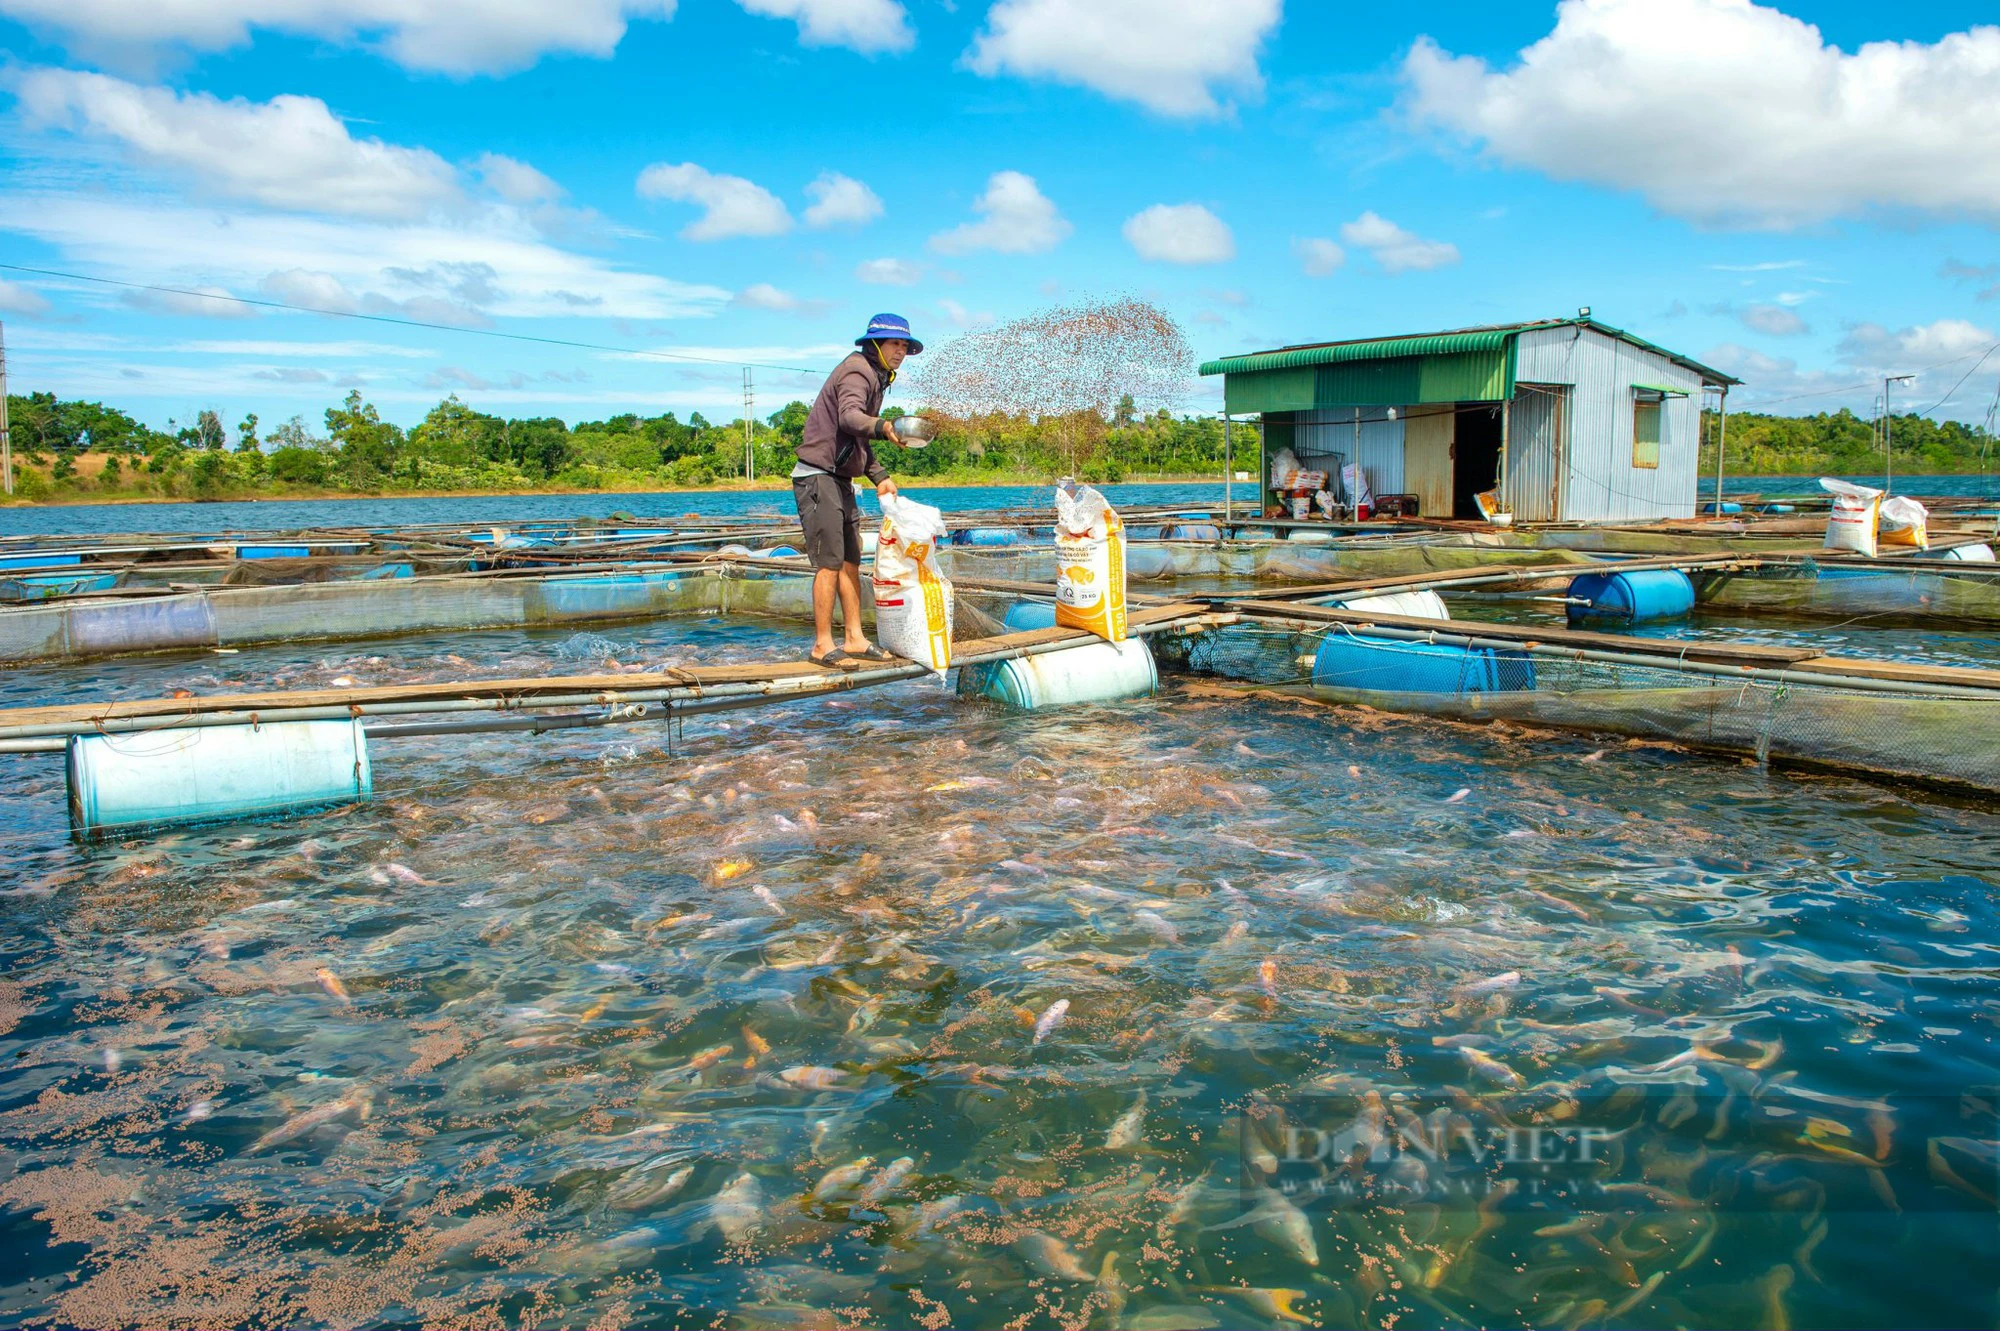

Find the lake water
[[1, 596, 1996, 1327], [3, 475, 1996, 539]]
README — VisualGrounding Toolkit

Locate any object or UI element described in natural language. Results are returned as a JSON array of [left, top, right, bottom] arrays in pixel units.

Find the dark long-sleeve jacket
[[797, 351, 892, 483]]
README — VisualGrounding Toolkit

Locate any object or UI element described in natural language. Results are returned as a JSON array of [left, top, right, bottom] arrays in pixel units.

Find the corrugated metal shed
[[1208, 316, 1736, 524], [1514, 324, 1705, 522]]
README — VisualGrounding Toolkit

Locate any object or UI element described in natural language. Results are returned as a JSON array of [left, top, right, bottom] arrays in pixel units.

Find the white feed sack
[[872, 493, 954, 672], [1820, 478, 1883, 557]]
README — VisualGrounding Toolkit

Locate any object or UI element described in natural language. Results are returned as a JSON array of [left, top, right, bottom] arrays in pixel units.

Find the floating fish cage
[[1185, 616, 2000, 796], [1694, 558, 2000, 627]]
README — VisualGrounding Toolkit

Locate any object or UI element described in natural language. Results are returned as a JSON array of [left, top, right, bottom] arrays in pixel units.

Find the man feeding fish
[[792, 312, 930, 670]]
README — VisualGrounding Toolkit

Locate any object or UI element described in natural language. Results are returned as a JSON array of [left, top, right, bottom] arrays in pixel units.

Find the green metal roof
[[1199, 317, 1741, 388]]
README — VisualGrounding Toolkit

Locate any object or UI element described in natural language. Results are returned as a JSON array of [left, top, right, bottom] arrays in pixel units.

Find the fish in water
[[1444, 788, 1472, 804], [1462, 970, 1521, 994], [247, 1086, 373, 1155], [1032, 999, 1070, 1045], [709, 1172, 766, 1243], [1258, 958, 1279, 1000], [780, 1065, 849, 1090], [1459, 1046, 1525, 1089], [1134, 911, 1180, 944], [713, 859, 753, 883], [315, 967, 353, 1008], [811, 1157, 875, 1203], [1205, 1187, 1319, 1267], [751, 885, 787, 915], [1106, 1090, 1148, 1150], [608, 1160, 695, 1212], [1014, 1230, 1094, 1281], [1198, 1287, 1315, 1327], [854, 1156, 916, 1209]]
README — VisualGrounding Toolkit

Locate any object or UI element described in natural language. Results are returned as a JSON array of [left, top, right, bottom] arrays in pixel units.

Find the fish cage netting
[[1173, 622, 2000, 793]]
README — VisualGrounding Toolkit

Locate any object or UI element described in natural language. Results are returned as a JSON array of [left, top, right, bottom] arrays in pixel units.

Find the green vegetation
[[1700, 408, 1996, 477], [2, 389, 1257, 503]]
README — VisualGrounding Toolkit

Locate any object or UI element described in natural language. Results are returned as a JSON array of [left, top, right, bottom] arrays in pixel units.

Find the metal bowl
[[892, 416, 936, 447]]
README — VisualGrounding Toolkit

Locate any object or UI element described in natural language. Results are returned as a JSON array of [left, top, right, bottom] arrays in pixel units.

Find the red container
[[1356, 502, 1372, 520]]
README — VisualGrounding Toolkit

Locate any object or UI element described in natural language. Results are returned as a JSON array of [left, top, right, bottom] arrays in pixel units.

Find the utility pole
[[1222, 412, 1232, 526], [1711, 385, 1728, 512], [742, 367, 754, 484], [0, 319, 11, 496], [1884, 374, 1914, 493]]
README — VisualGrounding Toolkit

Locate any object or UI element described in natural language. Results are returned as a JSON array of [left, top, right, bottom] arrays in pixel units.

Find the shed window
[[1633, 393, 1663, 470]]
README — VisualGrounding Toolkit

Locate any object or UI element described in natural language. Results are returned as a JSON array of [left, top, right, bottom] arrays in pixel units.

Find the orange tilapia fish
[[315, 967, 353, 1008]]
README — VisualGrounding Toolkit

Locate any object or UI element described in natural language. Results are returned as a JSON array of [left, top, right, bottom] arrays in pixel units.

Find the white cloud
[[0, 190, 732, 324], [0, 278, 52, 316], [13, 68, 464, 222], [125, 284, 257, 319], [473, 153, 563, 205], [1740, 303, 1808, 336], [803, 171, 884, 228], [1837, 318, 1998, 367], [635, 162, 793, 241], [1293, 236, 1345, 278], [965, 0, 1281, 118], [855, 257, 923, 286], [731, 283, 830, 316], [928, 171, 1070, 255], [1122, 203, 1234, 264], [1402, 0, 2000, 230], [1338, 211, 1459, 274], [0, 0, 679, 76], [734, 0, 912, 53], [1710, 260, 1806, 272], [937, 298, 995, 329]]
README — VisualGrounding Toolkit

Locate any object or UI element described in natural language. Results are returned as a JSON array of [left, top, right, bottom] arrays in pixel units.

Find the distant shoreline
[[0, 473, 1235, 508]]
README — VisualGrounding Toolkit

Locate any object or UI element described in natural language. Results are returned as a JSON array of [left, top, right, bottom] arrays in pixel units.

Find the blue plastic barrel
[[956, 528, 1022, 547], [68, 719, 372, 834], [959, 639, 1157, 709], [1312, 634, 1536, 694], [1001, 602, 1058, 632], [1566, 569, 1696, 625], [1164, 523, 1221, 541], [1700, 502, 1743, 515]]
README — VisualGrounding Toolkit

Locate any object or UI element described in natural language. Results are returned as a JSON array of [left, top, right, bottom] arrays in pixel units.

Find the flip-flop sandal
[[848, 645, 896, 663], [809, 647, 862, 671]]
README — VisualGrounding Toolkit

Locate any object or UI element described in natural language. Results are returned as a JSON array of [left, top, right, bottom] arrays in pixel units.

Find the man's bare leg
[[837, 562, 871, 653], [811, 567, 840, 658]]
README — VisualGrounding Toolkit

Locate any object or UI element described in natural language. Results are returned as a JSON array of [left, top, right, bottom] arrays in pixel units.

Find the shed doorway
[[1452, 405, 1502, 518]]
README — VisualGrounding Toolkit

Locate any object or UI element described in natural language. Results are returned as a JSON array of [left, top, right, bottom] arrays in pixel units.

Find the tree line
[[1, 389, 1255, 501], [1699, 407, 1996, 477]]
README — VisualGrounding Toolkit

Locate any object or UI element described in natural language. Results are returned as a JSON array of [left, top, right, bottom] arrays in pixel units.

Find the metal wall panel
[[1501, 386, 1565, 522], [1401, 407, 1455, 517], [1225, 367, 1316, 414], [1296, 409, 1405, 496], [1514, 326, 1703, 522]]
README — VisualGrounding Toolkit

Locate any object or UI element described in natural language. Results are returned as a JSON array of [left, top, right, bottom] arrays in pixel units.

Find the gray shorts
[[793, 473, 861, 571]]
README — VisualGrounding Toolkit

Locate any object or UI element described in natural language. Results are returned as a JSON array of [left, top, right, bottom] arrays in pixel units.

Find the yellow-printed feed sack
[[1821, 477, 1881, 557], [872, 493, 953, 673], [1879, 496, 1929, 550], [1054, 480, 1127, 644]]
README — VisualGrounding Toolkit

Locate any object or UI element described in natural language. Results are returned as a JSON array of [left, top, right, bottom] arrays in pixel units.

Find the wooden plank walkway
[[0, 602, 1218, 738]]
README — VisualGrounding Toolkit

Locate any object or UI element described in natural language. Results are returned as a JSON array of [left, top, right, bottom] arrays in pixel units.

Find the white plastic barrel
[[960, 639, 1157, 709], [1331, 590, 1450, 620], [68, 720, 372, 834], [1943, 543, 1996, 562]]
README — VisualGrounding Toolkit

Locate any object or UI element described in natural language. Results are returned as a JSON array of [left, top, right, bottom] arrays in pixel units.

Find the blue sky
[[1, 0, 1996, 433]]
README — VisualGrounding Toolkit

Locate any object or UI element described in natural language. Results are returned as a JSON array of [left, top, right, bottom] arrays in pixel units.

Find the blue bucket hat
[[857, 312, 923, 355]]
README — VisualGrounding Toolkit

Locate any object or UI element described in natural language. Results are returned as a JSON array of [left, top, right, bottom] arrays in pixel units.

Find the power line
[[0, 262, 830, 379], [1913, 342, 2000, 417]]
